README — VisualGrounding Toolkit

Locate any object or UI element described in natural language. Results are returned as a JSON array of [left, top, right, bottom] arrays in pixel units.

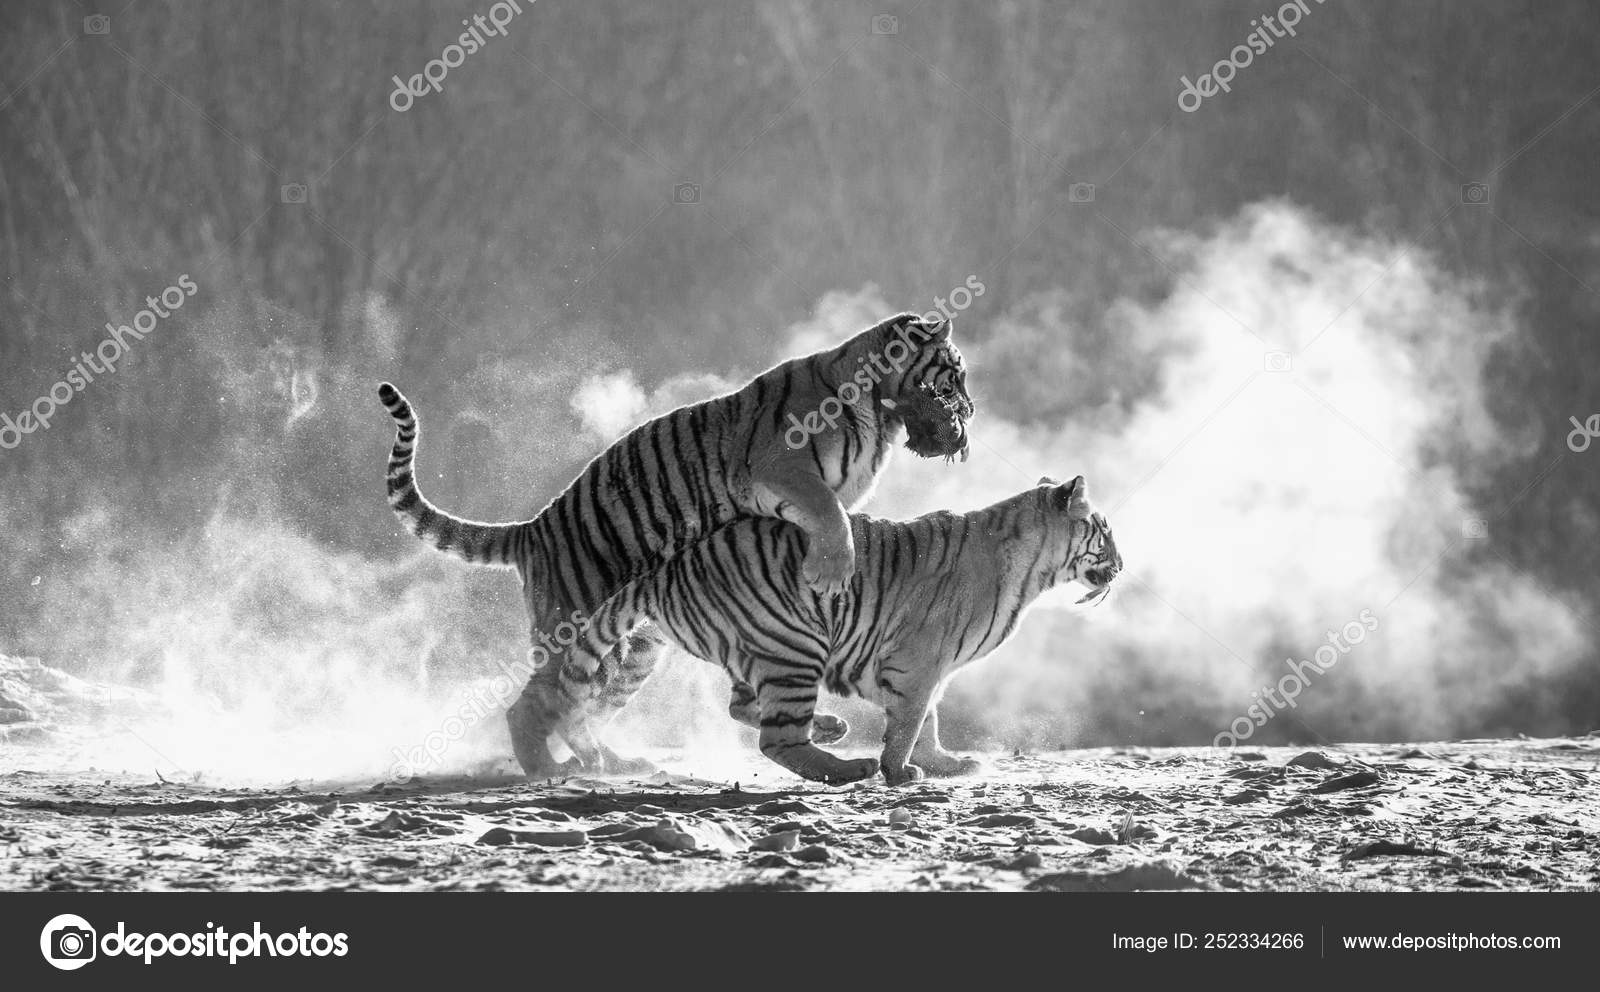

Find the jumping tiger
[[558, 476, 1121, 785], [378, 313, 975, 777]]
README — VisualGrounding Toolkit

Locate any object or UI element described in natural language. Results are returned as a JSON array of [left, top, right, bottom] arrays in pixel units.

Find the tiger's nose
[[1086, 564, 1119, 586]]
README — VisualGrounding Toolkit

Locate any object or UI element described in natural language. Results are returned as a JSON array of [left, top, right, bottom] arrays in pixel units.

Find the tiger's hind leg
[[755, 676, 878, 783], [506, 580, 604, 777], [728, 679, 848, 745], [563, 623, 671, 776], [507, 590, 622, 778], [505, 669, 583, 780]]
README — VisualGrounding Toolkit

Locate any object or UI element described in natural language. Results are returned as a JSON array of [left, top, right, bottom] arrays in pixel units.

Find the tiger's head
[[1036, 475, 1121, 606], [873, 315, 974, 461]]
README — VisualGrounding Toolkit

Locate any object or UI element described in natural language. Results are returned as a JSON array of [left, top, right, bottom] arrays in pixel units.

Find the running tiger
[[378, 313, 975, 777], [559, 475, 1121, 785]]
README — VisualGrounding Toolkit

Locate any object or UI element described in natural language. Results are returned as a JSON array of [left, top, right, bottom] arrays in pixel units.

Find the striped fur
[[378, 313, 975, 776], [560, 476, 1121, 785]]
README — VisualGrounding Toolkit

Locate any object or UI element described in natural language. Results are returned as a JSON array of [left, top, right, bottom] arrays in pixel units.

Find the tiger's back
[[531, 355, 895, 608]]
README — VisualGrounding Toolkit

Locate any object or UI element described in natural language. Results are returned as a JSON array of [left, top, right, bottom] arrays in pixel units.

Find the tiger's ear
[[920, 317, 953, 343], [1054, 475, 1091, 519], [1038, 475, 1062, 486]]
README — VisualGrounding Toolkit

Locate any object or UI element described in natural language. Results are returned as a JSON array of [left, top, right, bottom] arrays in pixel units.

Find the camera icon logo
[[1461, 518, 1489, 540], [1461, 182, 1490, 205], [673, 182, 700, 204], [1067, 182, 1096, 203], [871, 14, 899, 35], [281, 183, 308, 204], [83, 15, 110, 34], [1263, 350, 1293, 373], [40, 914, 97, 971]]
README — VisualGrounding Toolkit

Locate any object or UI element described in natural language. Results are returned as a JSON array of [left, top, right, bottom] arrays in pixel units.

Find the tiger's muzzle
[[899, 381, 973, 461], [1074, 562, 1120, 606]]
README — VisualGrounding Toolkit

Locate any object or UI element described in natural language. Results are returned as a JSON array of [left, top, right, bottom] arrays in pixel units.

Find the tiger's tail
[[378, 382, 525, 568]]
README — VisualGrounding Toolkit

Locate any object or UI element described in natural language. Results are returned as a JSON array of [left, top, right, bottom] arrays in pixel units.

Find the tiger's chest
[[822, 418, 898, 511]]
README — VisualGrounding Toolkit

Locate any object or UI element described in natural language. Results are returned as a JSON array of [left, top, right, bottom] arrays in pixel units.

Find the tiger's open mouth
[[1073, 566, 1115, 606], [899, 382, 972, 461]]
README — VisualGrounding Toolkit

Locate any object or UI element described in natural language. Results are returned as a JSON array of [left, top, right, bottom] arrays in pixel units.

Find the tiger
[[555, 475, 1121, 785], [378, 313, 975, 777]]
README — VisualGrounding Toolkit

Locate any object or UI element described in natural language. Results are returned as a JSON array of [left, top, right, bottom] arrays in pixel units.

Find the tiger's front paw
[[811, 714, 849, 746], [882, 763, 925, 787], [802, 543, 855, 598]]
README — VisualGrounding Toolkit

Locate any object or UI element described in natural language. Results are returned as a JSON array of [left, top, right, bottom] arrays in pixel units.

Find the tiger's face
[[1037, 475, 1121, 605], [884, 318, 973, 461]]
